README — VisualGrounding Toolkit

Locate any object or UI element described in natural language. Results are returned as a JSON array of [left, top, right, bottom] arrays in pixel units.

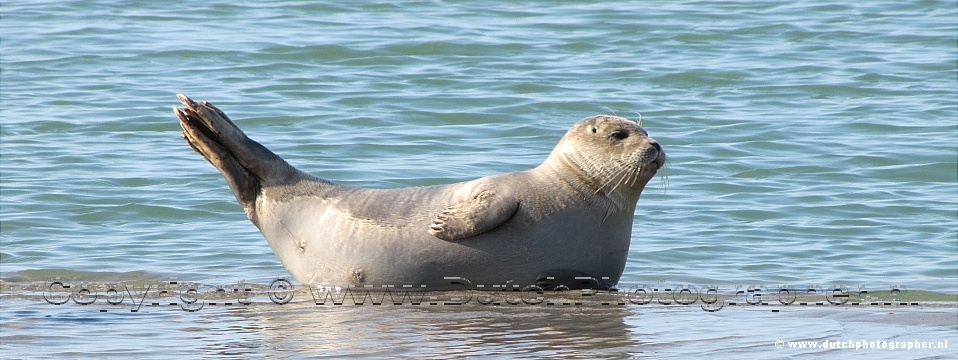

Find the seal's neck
[[536, 150, 641, 214]]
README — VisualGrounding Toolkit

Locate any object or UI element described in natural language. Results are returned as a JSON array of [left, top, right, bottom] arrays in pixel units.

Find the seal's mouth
[[640, 141, 666, 172], [652, 155, 666, 171]]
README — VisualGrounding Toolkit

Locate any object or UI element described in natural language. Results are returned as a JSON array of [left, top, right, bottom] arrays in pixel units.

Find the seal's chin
[[624, 147, 665, 192], [651, 153, 667, 171]]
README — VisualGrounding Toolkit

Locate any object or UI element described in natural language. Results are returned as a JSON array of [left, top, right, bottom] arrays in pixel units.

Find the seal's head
[[544, 115, 665, 206]]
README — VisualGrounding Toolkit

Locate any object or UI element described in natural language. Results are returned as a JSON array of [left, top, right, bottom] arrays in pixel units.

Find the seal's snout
[[644, 139, 666, 170]]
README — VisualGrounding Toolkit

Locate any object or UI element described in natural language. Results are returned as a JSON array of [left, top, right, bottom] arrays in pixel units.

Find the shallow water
[[2, 0, 956, 358]]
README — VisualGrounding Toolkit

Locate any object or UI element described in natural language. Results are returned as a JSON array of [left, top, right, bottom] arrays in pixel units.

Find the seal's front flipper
[[429, 191, 519, 240]]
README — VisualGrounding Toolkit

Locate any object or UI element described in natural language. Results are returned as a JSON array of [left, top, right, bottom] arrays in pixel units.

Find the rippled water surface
[[2, 0, 956, 358]]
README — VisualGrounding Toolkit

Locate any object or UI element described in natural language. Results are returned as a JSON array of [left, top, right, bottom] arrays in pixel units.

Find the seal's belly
[[257, 183, 632, 288]]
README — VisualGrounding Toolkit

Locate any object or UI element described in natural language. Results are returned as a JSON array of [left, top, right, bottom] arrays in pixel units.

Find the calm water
[[2, 0, 956, 358]]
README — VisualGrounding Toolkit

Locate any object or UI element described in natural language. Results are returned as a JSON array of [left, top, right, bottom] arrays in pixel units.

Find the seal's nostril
[[651, 142, 662, 152]]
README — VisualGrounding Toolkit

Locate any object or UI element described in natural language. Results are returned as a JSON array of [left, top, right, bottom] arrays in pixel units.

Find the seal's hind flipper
[[176, 104, 260, 224], [174, 94, 298, 227], [429, 191, 519, 240], [174, 94, 293, 181]]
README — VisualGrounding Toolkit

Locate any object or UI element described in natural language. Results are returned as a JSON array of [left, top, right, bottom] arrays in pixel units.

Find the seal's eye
[[610, 130, 629, 140], [591, 127, 597, 134]]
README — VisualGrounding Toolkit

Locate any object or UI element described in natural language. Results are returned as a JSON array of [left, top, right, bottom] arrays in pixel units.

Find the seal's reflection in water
[[210, 301, 641, 358]]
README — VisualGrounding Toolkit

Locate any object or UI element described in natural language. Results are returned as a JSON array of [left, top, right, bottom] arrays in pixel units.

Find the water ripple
[[1, 0, 956, 357]]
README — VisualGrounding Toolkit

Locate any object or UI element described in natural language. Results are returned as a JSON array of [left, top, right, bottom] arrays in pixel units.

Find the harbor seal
[[173, 94, 665, 290]]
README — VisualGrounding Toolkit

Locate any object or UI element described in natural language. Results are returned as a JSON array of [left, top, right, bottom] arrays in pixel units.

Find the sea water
[[1, 1, 955, 358]]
